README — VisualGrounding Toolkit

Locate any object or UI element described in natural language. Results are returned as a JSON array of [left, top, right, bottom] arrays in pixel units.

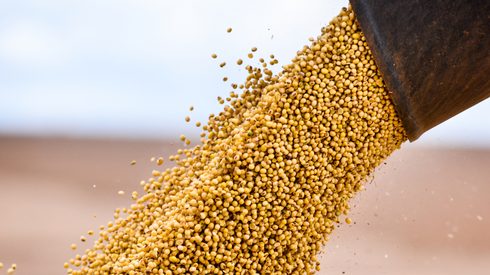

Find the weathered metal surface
[[350, 0, 490, 140]]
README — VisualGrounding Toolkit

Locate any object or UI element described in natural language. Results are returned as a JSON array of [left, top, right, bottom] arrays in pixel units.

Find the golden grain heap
[[67, 7, 406, 274]]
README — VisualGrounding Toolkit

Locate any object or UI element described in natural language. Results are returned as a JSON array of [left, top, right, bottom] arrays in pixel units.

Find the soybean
[[68, 6, 406, 274]]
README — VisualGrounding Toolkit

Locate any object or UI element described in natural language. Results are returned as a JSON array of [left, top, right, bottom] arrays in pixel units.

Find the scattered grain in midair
[[7, 264, 16, 275], [156, 157, 164, 166], [68, 6, 407, 274]]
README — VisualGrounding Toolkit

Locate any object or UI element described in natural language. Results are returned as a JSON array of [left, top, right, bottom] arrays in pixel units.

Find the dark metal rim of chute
[[349, 0, 490, 141]]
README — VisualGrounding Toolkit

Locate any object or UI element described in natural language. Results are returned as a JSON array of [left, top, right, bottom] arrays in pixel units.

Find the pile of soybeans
[[67, 6, 407, 274]]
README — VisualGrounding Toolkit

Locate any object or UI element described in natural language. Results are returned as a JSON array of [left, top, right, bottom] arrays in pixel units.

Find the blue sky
[[0, 0, 489, 147]]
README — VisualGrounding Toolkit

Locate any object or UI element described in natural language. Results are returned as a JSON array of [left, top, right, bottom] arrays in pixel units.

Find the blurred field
[[0, 136, 489, 274]]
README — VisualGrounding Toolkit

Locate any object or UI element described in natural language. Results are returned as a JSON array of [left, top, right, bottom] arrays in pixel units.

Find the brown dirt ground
[[0, 136, 489, 275]]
